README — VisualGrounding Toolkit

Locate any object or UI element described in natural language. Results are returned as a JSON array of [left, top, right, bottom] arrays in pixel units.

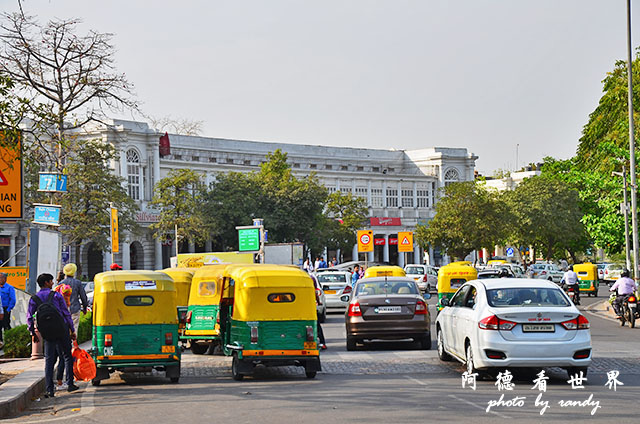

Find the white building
[[3, 119, 478, 278]]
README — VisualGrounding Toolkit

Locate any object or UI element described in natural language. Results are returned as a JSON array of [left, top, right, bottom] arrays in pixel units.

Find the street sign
[[33, 204, 61, 226], [38, 173, 68, 192], [111, 207, 119, 253], [398, 231, 414, 252], [357, 230, 373, 252], [506, 247, 515, 257], [238, 227, 261, 252], [0, 134, 22, 219]]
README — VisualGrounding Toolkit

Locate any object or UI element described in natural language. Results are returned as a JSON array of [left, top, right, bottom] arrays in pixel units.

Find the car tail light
[[165, 332, 173, 345], [573, 349, 591, 359], [423, 275, 428, 282], [478, 315, 516, 331], [485, 349, 506, 359], [541, 271, 547, 275], [104, 333, 112, 347], [562, 315, 590, 330], [186, 310, 192, 324], [315, 288, 322, 305], [343, 285, 352, 294], [306, 325, 314, 341], [250, 326, 258, 343], [629, 296, 637, 303], [415, 300, 427, 315], [348, 302, 362, 317], [178, 310, 187, 324]]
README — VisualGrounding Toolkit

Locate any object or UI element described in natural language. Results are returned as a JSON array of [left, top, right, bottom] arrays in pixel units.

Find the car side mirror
[[440, 297, 449, 307], [423, 292, 431, 300], [340, 295, 350, 302]]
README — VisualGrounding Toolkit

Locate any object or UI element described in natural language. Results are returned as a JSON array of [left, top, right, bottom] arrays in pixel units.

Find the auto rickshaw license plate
[[162, 345, 176, 353], [304, 341, 316, 349]]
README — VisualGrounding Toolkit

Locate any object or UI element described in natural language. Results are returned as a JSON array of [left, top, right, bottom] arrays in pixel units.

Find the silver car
[[404, 264, 438, 292], [436, 279, 591, 379], [315, 270, 352, 310]]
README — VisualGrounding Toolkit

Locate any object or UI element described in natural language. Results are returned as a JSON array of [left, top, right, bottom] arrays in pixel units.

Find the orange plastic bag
[[72, 341, 97, 381]]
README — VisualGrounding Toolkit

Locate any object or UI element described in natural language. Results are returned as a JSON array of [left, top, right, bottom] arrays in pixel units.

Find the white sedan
[[436, 279, 591, 379]]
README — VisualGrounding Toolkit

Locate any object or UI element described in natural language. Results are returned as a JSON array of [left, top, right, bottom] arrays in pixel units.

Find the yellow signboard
[[357, 230, 374, 253], [111, 207, 119, 253], [2, 266, 27, 291], [176, 252, 254, 268], [398, 231, 414, 253], [0, 134, 22, 219]]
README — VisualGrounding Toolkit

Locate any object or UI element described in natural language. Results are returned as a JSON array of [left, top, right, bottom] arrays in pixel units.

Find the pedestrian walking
[[53, 283, 72, 389], [314, 257, 321, 271], [27, 273, 79, 397], [0, 272, 16, 349], [331, 257, 338, 267], [352, 265, 361, 285], [57, 263, 88, 332], [303, 258, 314, 273]]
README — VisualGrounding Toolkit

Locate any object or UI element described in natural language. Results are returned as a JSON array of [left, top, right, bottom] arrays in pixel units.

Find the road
[[6, 285, 639, 423]]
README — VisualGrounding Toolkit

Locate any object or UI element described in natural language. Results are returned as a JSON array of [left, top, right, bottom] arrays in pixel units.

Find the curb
[[0, 369, 45, 419]]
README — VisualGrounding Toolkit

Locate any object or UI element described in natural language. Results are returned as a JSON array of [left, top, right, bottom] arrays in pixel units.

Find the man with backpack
[[27, 273, 79, 397]]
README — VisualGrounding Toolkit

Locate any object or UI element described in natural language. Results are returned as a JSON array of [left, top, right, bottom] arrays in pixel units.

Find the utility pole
[[613, 167, 632, 271], [626, 0, 639, 280]]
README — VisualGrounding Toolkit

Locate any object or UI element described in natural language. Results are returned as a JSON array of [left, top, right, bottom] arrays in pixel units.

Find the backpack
[[31, 292, 68, 341]]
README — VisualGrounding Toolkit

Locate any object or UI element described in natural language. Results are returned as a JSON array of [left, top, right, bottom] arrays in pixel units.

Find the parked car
[[529, 263, 563, 283], [315, 270, 352, 311], [343, 277, 432, 351], [596, 263, 606, 281], [601, 263, 624, 284], [436, 279, 592, 379], [404, 264, 438, 292], [310, 275, 327, 322]]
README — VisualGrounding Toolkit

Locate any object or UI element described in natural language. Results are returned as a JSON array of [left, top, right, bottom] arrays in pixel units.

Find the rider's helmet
[[622, 269, 630, 278], [569, 265, 573, 271]]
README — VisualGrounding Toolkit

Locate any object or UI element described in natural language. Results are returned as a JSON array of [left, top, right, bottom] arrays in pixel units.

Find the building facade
[[2, 119, 478, 277]]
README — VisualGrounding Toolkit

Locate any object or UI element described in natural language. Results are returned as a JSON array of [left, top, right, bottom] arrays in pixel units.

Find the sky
[[3, 0, 639, 174]]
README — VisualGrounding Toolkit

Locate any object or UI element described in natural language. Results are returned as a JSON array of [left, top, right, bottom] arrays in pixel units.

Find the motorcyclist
[[609, 269, 638, 317], [561, 265, 580, 305]]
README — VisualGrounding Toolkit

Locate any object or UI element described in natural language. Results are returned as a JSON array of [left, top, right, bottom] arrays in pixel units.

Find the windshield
[[317, 273, 347, 283], [405, 266, 425, 275], [478, 272, 501, 279], [355, 280, 419, 296], [487, 287, 570, 307]]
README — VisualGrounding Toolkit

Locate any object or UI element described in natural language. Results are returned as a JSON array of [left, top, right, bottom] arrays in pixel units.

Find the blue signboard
[[39, 173, 67, 192], [506, 247, 515, 257], [61, 245, 70, 264], [33, 204, 61, 226]]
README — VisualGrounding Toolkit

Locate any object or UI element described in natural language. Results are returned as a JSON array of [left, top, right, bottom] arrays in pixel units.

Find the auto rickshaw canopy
[[159, 268, 195, 307], [363, 265, 406, 278], [574, 263, 597, 281], [93, 270, 177, 326], [189, 264, 229, 306], [437, 262, 478, 293], [224, 264, 316, 322]]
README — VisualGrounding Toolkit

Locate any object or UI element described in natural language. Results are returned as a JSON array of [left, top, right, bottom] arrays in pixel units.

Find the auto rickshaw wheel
[[232, 354, 244, 381], [191, 343, 209, 355], [305, 371, 317, 379]]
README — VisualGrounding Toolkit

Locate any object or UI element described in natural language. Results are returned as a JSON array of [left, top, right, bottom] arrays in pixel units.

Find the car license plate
[[522, 324, 555, 332], [325, 290, 337, 294], [304, 341, 316, 349], [376, 306, 402, 313], [161, 345, 176, 353]]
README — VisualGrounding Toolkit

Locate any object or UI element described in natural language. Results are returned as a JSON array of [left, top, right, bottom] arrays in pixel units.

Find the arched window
[[126, 149, 141, 200], [444, 168, 460, 187]]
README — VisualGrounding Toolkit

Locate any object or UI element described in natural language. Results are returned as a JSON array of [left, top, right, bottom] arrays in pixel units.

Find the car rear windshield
[[531, 264, 546, 269], [355, 280, 418, 296], [317, 274, 347, 283], [486, 288, 570, 307], [405, 266, 424, 275], [478, 273, 501, 279]]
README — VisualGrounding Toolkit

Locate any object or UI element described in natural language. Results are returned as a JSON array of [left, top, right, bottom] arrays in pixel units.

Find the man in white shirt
[[561, 265, 580, 304]]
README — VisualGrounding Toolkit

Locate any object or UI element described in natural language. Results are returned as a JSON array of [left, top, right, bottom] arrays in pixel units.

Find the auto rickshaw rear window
[[198, 281, 217, 297], [450, 278, 467, 289], [267, 293, 296, 303], [124, 296, 154, 306]]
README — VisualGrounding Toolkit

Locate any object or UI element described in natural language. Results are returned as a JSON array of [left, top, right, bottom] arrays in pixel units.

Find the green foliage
[[322, 191, 368, 253], [151, 169, 210, 246], [415, 181, 510, 260], [77, 311, 93, 344], [3, 325, 31, 358]]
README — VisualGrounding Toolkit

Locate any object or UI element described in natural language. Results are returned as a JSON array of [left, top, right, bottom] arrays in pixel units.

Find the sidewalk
[[584, 298, 619, 321], [0, 341, 92, 419]]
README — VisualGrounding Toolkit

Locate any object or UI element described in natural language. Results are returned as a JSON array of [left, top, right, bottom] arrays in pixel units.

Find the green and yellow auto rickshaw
[[436, 261, 478, 311], [220, 264, 321, 380], [91, 270, 181, 385], [184, 264, 227, 354], [159, 268, 194, 344], [574, 262, 599, 297]]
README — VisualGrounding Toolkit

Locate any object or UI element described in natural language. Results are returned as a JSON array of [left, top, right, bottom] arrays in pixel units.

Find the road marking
[[404, 375, 426, 386], [448, 394, 512, 419]]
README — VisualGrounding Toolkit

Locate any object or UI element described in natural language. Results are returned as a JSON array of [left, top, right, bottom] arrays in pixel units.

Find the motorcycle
[[610, 291, 639, 328], [563, 284, 580, 305]]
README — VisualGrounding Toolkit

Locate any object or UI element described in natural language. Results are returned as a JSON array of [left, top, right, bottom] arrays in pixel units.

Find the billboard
[[0, 133, 22, 219]]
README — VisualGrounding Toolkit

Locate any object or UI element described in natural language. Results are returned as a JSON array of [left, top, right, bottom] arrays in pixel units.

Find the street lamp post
[[626, 0, 639, 280], [613, 166, 632, 271]]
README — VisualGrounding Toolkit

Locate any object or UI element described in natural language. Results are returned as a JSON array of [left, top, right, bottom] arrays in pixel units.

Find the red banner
[[389, 237, 398, 245], [374, 238, 385, 246], [370, 217, 402, 226]]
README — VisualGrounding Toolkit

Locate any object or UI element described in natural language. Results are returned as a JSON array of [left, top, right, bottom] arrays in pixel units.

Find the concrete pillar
[[382, 180, 387, 208], [398, 252, 405, 268], [352, 244, 358, 262], [383, 234, 390, 262], [119, 149, 128, 188], [336, 248, 341, 264], [188, 242, 196, 253], [482, 248, 489, 264], [122, 240, 131, 270], [367, 180, 372, 207], [155, 240, 163, 269], [428, 245, 434, 266], [397, 181, 402, 209], [414, 245, 420, 264], [9, 236, 16, 266], [323, 246, 328, 262], [205, 240, 213, 252], [367, 251, 374, 262], [153, 144, 161, 186]]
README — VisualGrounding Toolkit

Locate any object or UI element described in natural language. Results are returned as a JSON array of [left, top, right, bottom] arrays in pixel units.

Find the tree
[[151, 169, 209, 250], [415, 181, 510, 260], [506, 176, 589, 260], [322, 191, 368, 255], [148, 115, 204, 136], [58, 139, 139, 274]]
